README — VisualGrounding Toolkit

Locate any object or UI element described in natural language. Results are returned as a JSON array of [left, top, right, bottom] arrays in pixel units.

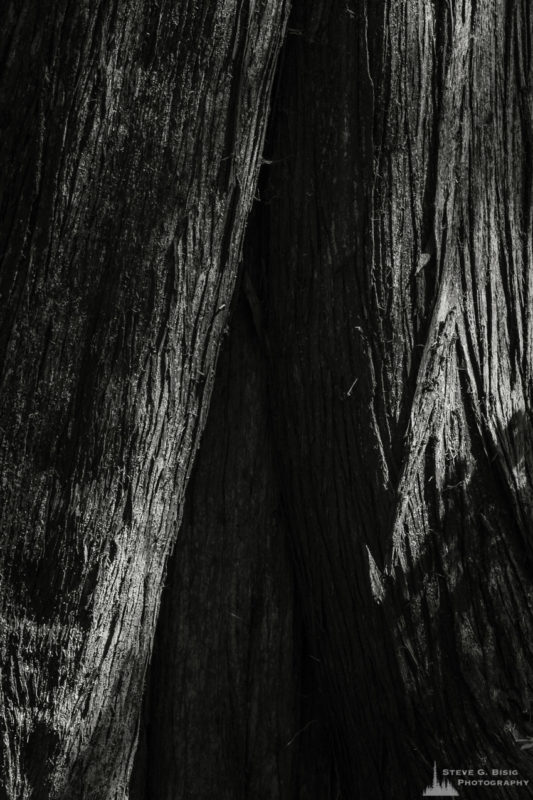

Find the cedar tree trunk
[[259, 0, 533, 797], [0, 2, 288, 798]]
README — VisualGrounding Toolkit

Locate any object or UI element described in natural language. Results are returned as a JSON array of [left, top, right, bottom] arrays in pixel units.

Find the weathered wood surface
[[0, 2, 288, 797], [261, 0, 533, 796]]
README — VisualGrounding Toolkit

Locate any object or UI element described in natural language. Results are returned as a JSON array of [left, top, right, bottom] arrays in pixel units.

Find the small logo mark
[[423, 762, 459, 797]]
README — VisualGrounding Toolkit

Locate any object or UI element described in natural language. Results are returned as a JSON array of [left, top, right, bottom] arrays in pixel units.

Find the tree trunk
[[5, 0, 533, 797], [260, 0, 533, 797], [0, 2, 288, 797]]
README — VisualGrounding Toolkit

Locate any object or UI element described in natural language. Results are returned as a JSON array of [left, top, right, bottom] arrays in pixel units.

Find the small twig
[[286, 719, 317, 747], [346, 377, 359, 397]]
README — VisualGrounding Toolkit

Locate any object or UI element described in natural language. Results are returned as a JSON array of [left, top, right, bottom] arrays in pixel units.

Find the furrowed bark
[[262, 1, 533, 796], [0, 2, 289, 797]]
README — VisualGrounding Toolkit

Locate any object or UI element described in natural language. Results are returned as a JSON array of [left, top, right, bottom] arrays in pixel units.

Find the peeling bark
[[0, 2, 288, 797], [261, 1, 533, 797]]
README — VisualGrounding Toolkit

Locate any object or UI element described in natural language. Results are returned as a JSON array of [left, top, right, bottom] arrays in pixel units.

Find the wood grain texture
[[261, 0, 533, 796], [0, 2, 288, 797]]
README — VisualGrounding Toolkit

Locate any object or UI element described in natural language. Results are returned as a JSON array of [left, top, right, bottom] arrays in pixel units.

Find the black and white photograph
[[1, 1, 533, 798]]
